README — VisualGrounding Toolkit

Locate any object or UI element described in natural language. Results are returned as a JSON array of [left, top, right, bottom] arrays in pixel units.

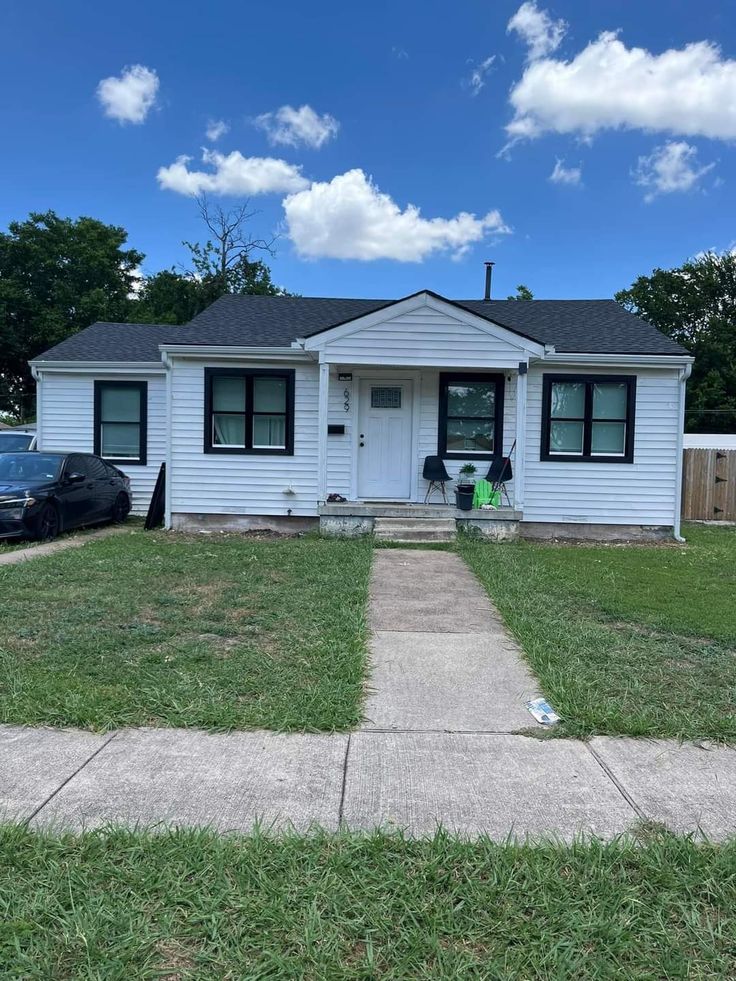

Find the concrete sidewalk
[[0, 524, 127, 567], [3, 725, 736, 840], [2, 546, 736, 841]]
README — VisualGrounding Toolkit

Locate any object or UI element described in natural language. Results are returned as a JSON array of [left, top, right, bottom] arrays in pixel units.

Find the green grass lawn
[[2, 825, 735, 979], [459, 523, 736, 741], [0, 530, 372, 731]]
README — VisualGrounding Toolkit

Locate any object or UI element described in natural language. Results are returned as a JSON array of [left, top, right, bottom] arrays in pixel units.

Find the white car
[[0, 427, 37, 452]]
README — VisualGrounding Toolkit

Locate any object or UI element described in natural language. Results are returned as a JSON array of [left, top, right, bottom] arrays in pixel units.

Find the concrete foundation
[[457, 518, 520, 541], [171, 511, 675, 544], [171, 513, 318, 535], [520, 522, 675, 543], [320, 515, 374, 537]]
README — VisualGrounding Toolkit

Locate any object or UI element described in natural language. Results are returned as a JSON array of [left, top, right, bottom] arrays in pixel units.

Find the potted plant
[[455, 463, 477, 511]]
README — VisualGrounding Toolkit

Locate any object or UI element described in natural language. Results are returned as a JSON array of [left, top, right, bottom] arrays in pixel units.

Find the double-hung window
[[204, 368, 295, 455], [541, 374, 636, 463], [438, 372, 504, 460], [94, 381, 147, 465]]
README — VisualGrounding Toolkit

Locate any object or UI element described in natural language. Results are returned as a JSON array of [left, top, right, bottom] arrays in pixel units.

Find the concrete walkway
[[2, 546, 736, 840], [363, 549, 540, 732], [0, 524, 126, 567]]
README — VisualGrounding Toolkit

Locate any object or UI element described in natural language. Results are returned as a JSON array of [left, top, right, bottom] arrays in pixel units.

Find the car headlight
[[0, 497, 36, 509]]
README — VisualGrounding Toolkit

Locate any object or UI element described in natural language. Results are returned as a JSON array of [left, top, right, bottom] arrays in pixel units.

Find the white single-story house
[[30, 289, 693, 541]]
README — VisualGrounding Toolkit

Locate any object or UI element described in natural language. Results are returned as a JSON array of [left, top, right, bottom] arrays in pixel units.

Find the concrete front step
[[374, 517, 457, 543]]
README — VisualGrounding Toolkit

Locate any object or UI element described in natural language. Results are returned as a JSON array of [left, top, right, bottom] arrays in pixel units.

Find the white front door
[[357, 379, 413, 500]]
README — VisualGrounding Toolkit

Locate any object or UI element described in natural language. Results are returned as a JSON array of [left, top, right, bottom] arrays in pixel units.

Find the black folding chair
[[423, 455, 451, 504], [485, 456, 513, 507]]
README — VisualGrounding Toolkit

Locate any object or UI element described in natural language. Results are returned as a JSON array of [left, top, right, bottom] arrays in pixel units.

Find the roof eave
[[30, 360, 166, 372], [541, 352, 694, 366], [158, 344, 313, 361]]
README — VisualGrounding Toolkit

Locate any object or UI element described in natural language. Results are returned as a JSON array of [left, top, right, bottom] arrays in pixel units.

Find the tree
[[133, 269, 202, 325], [507, 284, 534, 301], [184, 195, 287, 301], [0, 211, 142, 417], [616, 252, 736, 433], [130, 195, 290, 326]]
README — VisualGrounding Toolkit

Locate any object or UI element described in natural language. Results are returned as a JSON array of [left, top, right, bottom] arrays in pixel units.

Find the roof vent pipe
[[483, 261, 495, 300]]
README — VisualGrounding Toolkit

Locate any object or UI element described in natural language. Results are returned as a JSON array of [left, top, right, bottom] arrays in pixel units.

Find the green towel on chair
[[472, 479, 496, 509]]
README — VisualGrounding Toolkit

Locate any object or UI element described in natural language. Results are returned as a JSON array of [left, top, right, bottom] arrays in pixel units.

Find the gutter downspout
[[673, 362, 693, 542], [31, 365, 43, 450], [161, 352, 173, 530]]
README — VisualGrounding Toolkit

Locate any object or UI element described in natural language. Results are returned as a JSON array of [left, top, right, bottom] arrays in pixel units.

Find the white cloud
[[96, 64, 159, 124], [633, 141, 715, 202], [255, 104, 339, 149], [693, 242, 736, 260], [157, 148, 309, 196], [549, 158, 582, 185], [205, 119, 229, 142], [507, 2, 566, 61], [506, 31, 736, 144], [465, 56, 496, 95], [283, 168, 510, 262]]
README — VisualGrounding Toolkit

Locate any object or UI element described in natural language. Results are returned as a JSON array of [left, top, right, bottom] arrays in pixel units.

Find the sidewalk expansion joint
[[23, 731, 119, 826], [357, 727, 534, 735], [584, 741, 647, 821], [337, 732, 352, 828]]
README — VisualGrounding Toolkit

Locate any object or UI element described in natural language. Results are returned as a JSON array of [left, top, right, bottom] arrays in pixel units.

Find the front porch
[[300, 290, 542, 538], [319, 500, 523, 541], [316, 363, 528, 514]]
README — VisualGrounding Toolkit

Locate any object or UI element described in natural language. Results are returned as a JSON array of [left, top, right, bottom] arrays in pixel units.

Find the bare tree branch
[[194, 194, 277, 283]]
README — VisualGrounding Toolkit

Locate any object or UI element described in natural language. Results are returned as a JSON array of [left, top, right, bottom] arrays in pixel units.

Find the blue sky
[[2, 0, 735, 301]]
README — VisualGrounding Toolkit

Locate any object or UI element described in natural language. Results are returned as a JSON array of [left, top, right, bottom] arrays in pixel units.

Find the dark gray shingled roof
[[33, 292, 688, 362], [33, 322, 184, 363]]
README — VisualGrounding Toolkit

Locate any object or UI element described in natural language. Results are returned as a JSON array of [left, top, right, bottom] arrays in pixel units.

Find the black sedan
[[0, 452, 132, 541]]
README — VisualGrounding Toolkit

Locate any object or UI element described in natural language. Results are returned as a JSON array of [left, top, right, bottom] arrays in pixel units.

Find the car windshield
[[0, 453, 64, 483], [0, 433, 34, 451]]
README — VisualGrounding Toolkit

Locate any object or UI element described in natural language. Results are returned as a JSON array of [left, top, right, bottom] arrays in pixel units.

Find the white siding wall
[[326, 366, 352, 498], [38, 371, 166, 514], [322, 307, 529, 368], [523, 365, 681, 525], [169, 358, 319, 518]]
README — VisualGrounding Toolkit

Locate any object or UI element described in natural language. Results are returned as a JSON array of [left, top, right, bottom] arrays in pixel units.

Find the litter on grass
[[526, 698, 561, 725]]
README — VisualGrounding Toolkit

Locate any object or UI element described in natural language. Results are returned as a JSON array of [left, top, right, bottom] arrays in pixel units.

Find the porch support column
[[514, 364, 528, 512], [317, 358, 329, 504]]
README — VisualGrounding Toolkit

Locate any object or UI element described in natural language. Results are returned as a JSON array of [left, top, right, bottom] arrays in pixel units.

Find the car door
[[85, 455, 118, 517], [75, 454, 115, 522], [58, 454, 94, 529]]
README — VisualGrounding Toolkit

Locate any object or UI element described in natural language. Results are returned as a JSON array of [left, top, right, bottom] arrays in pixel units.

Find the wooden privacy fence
[[682, 448, 736, 520]]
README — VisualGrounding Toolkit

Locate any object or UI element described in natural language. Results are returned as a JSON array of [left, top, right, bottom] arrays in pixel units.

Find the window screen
[[542, 375, 635, 463], [205, 369, 294, 455], [438, 373, 504, 460], [94, 382, 147, 465]]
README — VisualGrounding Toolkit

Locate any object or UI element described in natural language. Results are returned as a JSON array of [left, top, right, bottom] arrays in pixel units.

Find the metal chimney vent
[[484, 261, 495, 300]]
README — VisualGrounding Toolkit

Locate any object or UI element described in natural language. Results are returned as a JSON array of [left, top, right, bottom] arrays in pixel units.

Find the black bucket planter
[[455, 485, 475, 511]]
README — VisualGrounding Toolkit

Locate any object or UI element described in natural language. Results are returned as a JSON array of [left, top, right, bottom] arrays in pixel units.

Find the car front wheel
[[36, 503, 60, 541], [111, 493, 131, 524]]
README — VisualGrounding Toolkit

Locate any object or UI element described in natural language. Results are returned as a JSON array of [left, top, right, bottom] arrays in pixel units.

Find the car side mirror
[[66, 472, 85, 484]]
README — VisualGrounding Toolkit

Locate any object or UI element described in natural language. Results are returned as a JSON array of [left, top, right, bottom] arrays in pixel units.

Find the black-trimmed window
[[94, 381, 147, 465], [541, 374, 636, 463], [438, 372, 504, 460], [204, 368, 295, 455]]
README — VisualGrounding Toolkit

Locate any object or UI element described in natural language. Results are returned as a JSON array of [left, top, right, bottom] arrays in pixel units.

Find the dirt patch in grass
[[155, 939, 198, 980]]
